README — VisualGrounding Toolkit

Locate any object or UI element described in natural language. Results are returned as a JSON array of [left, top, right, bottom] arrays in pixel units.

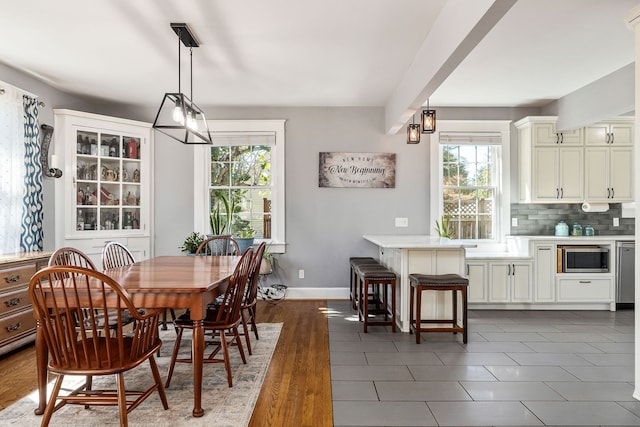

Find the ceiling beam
[[384, 0, 517, 135]]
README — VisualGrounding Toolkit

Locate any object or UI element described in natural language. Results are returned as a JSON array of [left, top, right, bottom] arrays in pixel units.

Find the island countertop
[[363, 234, 477, 249]]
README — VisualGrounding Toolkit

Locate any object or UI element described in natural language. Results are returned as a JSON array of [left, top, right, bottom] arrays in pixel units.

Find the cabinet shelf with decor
[[53, 110, 153, 266]]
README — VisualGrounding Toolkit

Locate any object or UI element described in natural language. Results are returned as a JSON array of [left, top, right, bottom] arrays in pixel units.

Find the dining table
[[34, 254, 240, 418]]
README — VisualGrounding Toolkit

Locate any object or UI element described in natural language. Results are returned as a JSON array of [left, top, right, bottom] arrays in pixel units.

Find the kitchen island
[[363, 235, 476, 332]]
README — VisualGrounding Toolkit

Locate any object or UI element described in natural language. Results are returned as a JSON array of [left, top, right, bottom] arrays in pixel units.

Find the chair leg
[[116, 372, 128, 427], [41, 374, 64, 427], [241, 310, 253, 355], [148, 356, 169, 410], [219, 330, 233, 387], [234, 326, 247, 364], [165, 327, 184, 388], [250, 307, 259, 340]]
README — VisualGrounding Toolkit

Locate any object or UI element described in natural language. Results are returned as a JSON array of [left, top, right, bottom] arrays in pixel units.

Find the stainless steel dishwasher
[[616, 241, 635, 309]]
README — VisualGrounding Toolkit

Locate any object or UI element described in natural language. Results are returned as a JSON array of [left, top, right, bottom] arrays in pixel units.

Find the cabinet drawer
[[0, 309, 36, 343], [0, 264, 36, 292], [557, 278, 612, 301], [0, 287, 31, 316]]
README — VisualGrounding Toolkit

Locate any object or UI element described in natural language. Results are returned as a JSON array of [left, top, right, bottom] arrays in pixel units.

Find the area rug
[[0, 323, 282, 426]]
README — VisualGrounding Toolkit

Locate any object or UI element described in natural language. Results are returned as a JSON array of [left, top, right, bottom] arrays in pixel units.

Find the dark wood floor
[[0, 300, 333, 426]]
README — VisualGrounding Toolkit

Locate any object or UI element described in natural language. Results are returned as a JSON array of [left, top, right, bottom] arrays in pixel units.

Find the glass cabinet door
[[74, 129, 142, 233]]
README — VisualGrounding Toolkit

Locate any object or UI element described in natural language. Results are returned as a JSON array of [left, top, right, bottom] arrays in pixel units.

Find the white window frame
[[430, 120, 511, 244], [194, 119, 286, 253]]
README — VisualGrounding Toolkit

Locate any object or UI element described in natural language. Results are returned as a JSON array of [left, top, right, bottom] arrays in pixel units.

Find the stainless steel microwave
[[562, 246, 609, 273]]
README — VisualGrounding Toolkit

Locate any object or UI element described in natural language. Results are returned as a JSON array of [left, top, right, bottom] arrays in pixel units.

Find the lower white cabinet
[[556, 277, 613, 302], [488, 261, 532, 303], [466, 261, 488, 303], [534, 244, 555, 302]]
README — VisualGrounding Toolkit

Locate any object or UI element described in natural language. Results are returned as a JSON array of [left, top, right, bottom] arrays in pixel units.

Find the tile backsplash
[[510, 203, 634, 236]]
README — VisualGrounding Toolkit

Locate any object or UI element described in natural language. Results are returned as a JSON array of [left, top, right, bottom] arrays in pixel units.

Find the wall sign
[[318, 152, 396, 188]]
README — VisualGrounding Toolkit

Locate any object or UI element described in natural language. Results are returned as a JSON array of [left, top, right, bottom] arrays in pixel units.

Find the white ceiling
[[0, 0, 636, 115]]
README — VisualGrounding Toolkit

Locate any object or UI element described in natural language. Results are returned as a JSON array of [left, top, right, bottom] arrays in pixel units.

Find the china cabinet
[[53, 110, 153, 266]]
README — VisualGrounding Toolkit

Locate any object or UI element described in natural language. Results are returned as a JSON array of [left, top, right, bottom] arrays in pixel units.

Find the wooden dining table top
[[103, 255, 241, 293]]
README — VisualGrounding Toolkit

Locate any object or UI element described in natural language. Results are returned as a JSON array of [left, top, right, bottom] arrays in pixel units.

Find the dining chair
[[50, 247, 136, 335], [165, 247, 254, 388], [29, 265, 169, 426], [101, 240, 135, 270], [206, 241, 265, 355], [195, 236, 240, 256]]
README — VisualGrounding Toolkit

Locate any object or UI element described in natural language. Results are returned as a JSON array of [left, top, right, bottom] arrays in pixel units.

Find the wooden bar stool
[[409, 273, 468, 344], [357, 266, 396, 333], [349, 257, 380, 310]]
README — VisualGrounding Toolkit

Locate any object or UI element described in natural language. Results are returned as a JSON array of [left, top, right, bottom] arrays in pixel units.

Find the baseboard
[[267, 287, 349, 300]]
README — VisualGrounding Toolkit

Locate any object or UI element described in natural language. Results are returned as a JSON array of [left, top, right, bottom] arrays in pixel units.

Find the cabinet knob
[[4, 274, 20, 283], [4, 297, 21, 307], [6, 322, 21, 332]]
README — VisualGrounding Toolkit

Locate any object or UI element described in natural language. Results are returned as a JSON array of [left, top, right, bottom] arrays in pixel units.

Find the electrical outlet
[[395, 217, 408, 227], [511, 217, 518, 227], [613, 217, 620, 227], [298, 269, 304, 279]]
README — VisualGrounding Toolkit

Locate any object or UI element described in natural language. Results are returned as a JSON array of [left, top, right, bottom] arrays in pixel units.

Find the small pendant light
[[406, 113, 421, 144]]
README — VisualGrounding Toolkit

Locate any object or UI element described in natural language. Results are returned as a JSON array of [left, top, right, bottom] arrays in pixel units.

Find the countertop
[[465, 235, 635, 259], [363, 235, 477, 249]]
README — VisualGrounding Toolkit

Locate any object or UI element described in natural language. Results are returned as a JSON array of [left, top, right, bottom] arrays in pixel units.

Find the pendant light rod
[[177, 27, 181, 94]]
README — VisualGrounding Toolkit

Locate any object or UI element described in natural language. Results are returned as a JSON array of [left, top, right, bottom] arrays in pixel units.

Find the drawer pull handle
[[4, 274, 20, 283], [4, 297, 22, 307], [6, 322, 21, 332], [579, 280, 591, 284]]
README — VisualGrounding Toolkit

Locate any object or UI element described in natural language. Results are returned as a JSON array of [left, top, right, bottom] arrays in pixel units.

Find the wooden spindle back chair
[[29, 265, 168, 426], [102, 241, 136, 270], [166, 247, 254, 388], [195, 236, 240, 256]]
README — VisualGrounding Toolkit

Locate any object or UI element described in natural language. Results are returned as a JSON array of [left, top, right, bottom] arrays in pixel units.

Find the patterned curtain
[[0, 85, 25, 254], [20, 96, 43, 251]]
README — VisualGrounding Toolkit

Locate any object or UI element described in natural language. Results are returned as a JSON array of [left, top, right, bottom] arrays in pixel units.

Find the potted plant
[[179, 231, 205, 255], [234, 223, 255, 254], [209, 192, 231, 236], [435, 214, 453, 239]]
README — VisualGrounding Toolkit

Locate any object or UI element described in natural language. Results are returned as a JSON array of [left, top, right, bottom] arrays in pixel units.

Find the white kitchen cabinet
[[533, 146, 583, 202], [488, 261, 532, 303], [534, 244, 555, 302], [516, 116, 584, 203], [585, 120, 633, 146], [529, 121, 582, 145], [466, 261, 488, 303], [584, 146, 633, 202], [53, 110, 153, 267], [556, 277, 613, 302]]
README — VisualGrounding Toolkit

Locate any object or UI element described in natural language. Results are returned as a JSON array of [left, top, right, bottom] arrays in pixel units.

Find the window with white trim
[[194, 120, 285, 252], [430, 121, 511, 242]]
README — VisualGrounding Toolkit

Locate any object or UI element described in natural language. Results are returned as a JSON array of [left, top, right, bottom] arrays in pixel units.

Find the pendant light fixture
[[406, 113, 421, 144], [421, 99, 436, 134], [153, 23, 212, 145]]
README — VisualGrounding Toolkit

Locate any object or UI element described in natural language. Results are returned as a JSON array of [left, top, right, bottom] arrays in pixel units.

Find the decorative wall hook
[[40, 124, 62, 178]]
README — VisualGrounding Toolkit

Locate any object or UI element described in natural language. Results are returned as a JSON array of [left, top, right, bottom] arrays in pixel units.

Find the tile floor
[[328, 301, 638, 426]]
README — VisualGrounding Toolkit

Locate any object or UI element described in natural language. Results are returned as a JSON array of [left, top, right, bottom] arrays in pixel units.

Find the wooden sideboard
[[0, 252, 51, 356]]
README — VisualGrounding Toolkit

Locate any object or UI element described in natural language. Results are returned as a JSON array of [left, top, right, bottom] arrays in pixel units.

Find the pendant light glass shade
[[153, 93, 212, 144], [152, 23, 212, 145], [407, 114, 421, 144], [421, 99, 436, 134]]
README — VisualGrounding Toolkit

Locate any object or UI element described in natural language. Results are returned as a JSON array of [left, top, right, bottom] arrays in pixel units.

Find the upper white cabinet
[[584, 120, 633, 146], [583, 118, 634, 202], [53, 110, 153, 266], [516, 116, 584, 203], [516, 116, 634, 204]]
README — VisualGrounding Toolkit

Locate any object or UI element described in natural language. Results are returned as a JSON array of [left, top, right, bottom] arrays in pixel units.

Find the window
[[194, 120, 286, 252], [430, 121, 510, 242]]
